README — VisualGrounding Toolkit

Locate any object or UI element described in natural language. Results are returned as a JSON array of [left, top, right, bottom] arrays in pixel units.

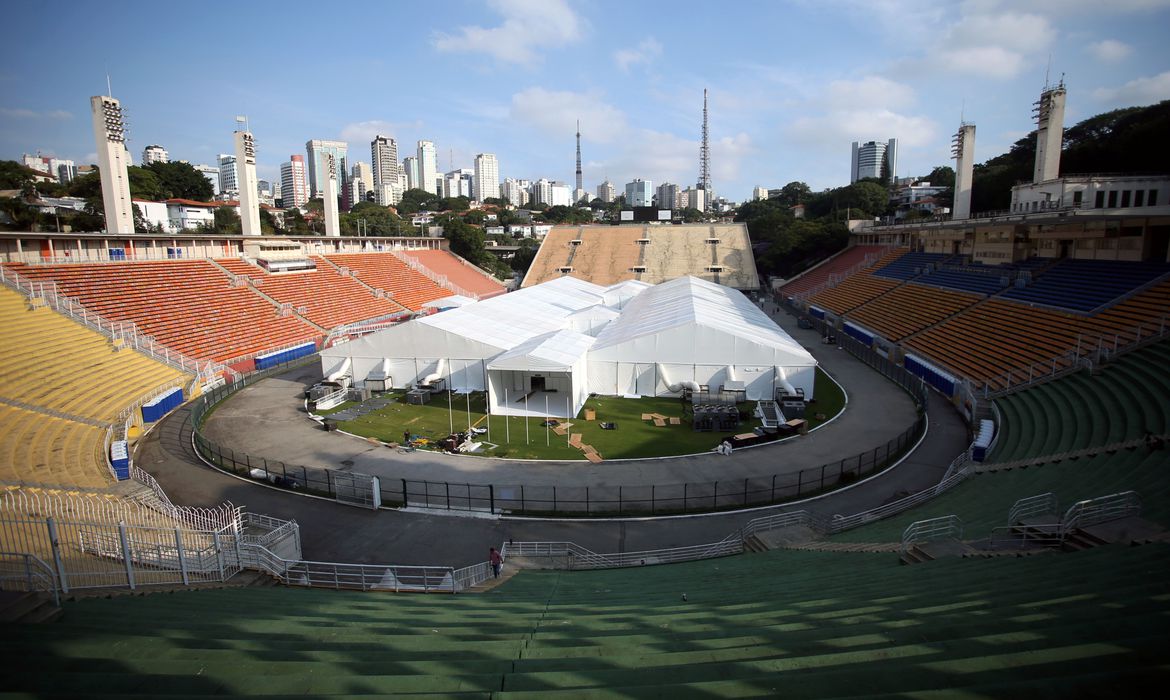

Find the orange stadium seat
[[323, 253, 451, 311]]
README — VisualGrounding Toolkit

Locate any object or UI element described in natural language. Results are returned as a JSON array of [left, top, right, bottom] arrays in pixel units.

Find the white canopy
[[422, 294, 476, 309], [489, 329, 595, 372]]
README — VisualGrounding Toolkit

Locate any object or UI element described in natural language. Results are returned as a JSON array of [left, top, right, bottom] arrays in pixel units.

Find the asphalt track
[[136, 306, 970, 568]]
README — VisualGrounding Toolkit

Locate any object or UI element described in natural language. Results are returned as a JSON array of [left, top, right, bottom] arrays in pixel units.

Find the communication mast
[[575, 120, 583, 195], [698, 89, 711, 209]]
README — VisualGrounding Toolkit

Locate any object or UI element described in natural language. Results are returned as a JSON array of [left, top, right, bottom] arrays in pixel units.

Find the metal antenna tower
[[698, 89, 711, 204], [575, 120, 583, 195]]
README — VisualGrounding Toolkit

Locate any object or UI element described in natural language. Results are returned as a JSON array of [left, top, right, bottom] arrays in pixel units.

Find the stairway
[[0, 591, 60, 624]]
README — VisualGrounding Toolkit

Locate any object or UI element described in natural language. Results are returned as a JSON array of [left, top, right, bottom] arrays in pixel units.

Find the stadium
[[2, 91, 1170, 697]]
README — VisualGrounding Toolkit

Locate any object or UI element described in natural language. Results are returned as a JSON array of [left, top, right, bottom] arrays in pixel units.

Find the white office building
[[503, 178, 530, 207], [596, 180, 615, 203], [371, 135, 398, 188], [850, 139, 898, 183], [625, 178, 653, 207], [473, 153, 499, 203], [142, 145, 169, 165], [403, 156, 419, 191], [417, 141, 438, 194], [306, 139, 348, 201], [656, 182, 679, 209], [280, 155, 309, 208], [194, 164, 220, 196], [217, 154, 239, 195], [752, 186, 768, 201]]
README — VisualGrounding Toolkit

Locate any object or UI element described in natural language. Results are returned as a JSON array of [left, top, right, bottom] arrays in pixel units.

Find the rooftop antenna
[[235, 114, 248, 132], [575, 119, 583, 194], [106, 72, 112, 97], [1044, 54, 1052, 88]]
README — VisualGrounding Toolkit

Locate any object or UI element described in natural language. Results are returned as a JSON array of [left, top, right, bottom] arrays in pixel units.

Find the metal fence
[[190, 331, 930, 517]]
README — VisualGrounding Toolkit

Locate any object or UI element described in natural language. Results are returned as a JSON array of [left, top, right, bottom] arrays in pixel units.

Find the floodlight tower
[[698, 89, 711, 211], [234, 118, 261, 236], [323, 154, 341, 237], [1032, 78, 1066, 184], [90, 95, 134, 233], [951, 122, 976, 220]]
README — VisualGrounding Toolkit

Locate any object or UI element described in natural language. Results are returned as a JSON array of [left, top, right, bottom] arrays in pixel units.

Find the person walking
[[489, 547, 503, 578]]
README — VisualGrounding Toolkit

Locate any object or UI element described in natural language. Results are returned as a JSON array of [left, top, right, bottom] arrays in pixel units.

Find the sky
[[2, 0, 1169, 201]]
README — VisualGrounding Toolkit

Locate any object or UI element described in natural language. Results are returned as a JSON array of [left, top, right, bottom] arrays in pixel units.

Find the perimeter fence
[[190, 313, 930, 517]]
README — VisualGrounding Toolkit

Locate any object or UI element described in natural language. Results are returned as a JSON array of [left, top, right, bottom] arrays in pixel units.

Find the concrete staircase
[[0, 591, 61, 624]]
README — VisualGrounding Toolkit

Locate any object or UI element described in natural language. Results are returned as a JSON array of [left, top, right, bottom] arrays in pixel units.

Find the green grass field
[[319, 367, 845, 460]]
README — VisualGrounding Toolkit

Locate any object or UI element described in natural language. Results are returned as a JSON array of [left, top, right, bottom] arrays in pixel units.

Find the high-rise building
[[417, 140, 438, 195], [89, 95, 134, 233], [234, 129, 261, 236], [370, 135, 398, 188], [257, 179, 275, 206], [682, 187, 707, 212], [51, 159, 76, 184], [280, 155, 309, 208], [655, 182, 680, 209], [625, 178, 653, 207], [752, 186, 768, 201], [217, 154, 239, 195], [306, 139, 348, 202], [22, 154, 51, 175], [443, 168, 474, 199], [350, 161, 373, 203], [194, 164, 220, 196], [596, 180, 615, 203], [850, 139, 897, 183], [502, 178, 530, 207], [403, 156, 419, 191], [142, 145, 169, 165], [473, 153, 499, 203]]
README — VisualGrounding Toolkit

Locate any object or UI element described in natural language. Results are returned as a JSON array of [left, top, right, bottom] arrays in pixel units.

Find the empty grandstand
[[323, 252, 453, 311], [523, 224, 759, 291]]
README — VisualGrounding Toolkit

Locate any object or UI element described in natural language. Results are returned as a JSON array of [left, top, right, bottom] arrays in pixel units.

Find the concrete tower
[[1032, 80, 1066, 184], [323, 154, 340, 237], [951, 123, 976, 221], [234, 128, 261, 236], [90, 95, 134, 233], [698, 89, 710, 209]]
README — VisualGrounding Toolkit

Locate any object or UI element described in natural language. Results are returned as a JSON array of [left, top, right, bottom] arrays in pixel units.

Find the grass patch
[[323, 367, 844, 461]]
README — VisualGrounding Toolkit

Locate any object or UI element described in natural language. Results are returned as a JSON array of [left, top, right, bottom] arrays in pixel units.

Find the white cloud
[[0, 107, 71, 120], [823, 76, 916, 111], [339, 119, 424, 145], [1092, 71, 1170, 106], [432, 0, 583, 64], [917, 10, 1055, 80], [613, 37, 663, 72], [1088, 39, 1133, 62], [509, 88, 627, 144], [790, 109, 939, 150]]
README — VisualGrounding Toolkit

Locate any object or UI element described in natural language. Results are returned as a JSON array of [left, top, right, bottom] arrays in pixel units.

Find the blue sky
[[3, 0, 1169, 200]]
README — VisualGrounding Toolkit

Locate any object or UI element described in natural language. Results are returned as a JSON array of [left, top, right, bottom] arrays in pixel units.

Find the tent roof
[[417, 275, 607, 351], [591, 275, 814, 362], [422, 294, 476, 309], [488, 329, 595, 372]]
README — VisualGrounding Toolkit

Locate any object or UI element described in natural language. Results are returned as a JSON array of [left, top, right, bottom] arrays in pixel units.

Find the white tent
[[320, 276, 618, 394], [487, 329, 595, 417], [586, 276, 817, 400], [319, 274, 816, 416]]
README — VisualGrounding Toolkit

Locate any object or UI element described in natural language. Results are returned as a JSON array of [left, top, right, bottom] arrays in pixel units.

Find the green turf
[[320, 367, 845, 460]]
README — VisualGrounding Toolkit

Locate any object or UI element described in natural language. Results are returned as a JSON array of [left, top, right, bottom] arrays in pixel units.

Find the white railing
[[0, 265, 224, 384], [128, 467, 243, 534], [391, 250, 479, 300], [501, 537, 743, 570], [0, 551, 59, 607], [790, 252, 886, 302], [900, 514, 963, 555], [741, 510, 830, 538], [1008, 492, 1058, 525], [824, 462, 973, 534], [1062, 491, 1141, 532]]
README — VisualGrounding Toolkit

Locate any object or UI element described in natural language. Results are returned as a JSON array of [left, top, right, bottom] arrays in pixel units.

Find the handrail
[[501, 538, 742, 570], [1062, 490, 1141, 532], [1008, 492, 1058, 525], [0, 551, 59, 607], [900, 514, 963, 554], [391, 250, 479, 300]]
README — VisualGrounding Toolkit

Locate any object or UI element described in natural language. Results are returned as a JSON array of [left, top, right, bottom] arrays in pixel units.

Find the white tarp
[[319, 274, 816, 411], [586, 276, 817, 400], [422, 294, 476, 309]]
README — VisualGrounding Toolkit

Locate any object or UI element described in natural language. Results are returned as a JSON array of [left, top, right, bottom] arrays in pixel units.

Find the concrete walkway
[[136, 304, 969, 568]]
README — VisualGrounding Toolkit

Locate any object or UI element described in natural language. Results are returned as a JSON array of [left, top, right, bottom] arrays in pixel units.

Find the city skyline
[[2, 1, 1169, 201]]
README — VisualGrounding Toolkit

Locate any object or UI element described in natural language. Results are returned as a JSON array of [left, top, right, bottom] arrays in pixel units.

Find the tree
[[839, 181, 889, 218], [283, 208, 311, 234], [144, 161, 214, 200], [259, 208, 281, 235], [0, 160, 38, 189], [924, 166, 955, 188], [463, 209, 487, 225], [340, 203, 403, 235], [126, 166, 167, 201], [510, 237, 541, 274], [777, 181, 811, 206], [210, 206, 241, 234], [0, 197, 40, 230]]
